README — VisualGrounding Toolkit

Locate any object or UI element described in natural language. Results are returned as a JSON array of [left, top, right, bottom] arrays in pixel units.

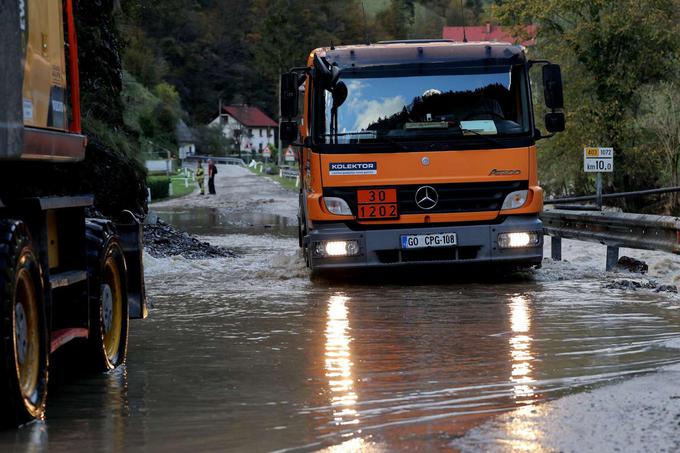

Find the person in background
[[208, 159, 217, 195], [196, 160, 205, 195]]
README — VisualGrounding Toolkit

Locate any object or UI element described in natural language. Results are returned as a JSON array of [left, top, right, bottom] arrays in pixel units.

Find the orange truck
[[0, 1, 146, 426], [280, 40, 564, 273]]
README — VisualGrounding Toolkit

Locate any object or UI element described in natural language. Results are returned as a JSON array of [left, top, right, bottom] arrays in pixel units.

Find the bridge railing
[[184, 155, 246, 166]]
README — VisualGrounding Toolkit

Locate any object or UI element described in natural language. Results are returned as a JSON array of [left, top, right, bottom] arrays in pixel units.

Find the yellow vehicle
[[0, 0, 146, 426], [280, 40, 564, 273]]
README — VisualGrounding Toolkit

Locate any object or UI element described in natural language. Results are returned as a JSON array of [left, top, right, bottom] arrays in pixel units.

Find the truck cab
[[280, 40, 564, 272]]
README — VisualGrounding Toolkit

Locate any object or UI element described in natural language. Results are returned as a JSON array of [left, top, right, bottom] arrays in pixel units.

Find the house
[[209, 105, 277, 154], [175, 119, 196, 159], [442, 23, 537, 46]]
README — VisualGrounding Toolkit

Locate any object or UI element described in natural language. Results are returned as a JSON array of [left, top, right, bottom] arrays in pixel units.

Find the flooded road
[[3, 167, 680, 452]]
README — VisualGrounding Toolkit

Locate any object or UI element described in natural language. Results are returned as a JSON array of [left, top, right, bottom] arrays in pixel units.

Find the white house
[[209, 105, 277, 154]]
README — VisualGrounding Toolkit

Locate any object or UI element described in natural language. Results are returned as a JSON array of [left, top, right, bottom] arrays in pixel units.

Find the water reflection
[[509, 295, 535, 402], [155, 207, 295, 237], [506, 294, 543, 450], [325, 294, 360, 429]]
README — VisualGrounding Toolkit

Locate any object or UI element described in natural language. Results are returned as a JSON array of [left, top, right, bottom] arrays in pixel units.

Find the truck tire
[[0, 220, 49, 427], [85, 220, 129, 371]]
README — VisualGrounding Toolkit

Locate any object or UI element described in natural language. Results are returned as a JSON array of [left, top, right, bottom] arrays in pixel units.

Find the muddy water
[[2, 207, 680, 452]]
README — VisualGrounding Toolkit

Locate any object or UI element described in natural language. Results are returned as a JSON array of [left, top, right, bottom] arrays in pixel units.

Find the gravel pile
[[143, 219, 235, 259]]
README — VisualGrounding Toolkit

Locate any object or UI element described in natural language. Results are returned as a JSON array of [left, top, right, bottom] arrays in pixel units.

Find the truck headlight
[[313, 240, 361, 257], [324, 197, 352, 216], [501, 190, 528, 210], [497, 232, 540, 248]]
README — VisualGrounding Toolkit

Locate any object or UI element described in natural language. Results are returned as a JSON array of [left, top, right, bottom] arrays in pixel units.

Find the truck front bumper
[[306, 215, 543, 270]]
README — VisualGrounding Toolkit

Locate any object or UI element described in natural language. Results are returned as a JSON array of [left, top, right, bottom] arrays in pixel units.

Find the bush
[[147, 175, 170, 200]]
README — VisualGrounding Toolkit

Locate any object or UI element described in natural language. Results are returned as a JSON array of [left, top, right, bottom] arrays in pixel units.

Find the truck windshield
[[320, 65, 530, 145]]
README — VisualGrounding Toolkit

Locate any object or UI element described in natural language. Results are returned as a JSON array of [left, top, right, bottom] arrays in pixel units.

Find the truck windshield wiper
[[322, 132, 409, 150], [377, 134, 409, 150]]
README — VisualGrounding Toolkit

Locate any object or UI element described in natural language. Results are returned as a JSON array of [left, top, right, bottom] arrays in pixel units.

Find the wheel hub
[[101, 283, 113, 334], [15, 302, 28, 365]]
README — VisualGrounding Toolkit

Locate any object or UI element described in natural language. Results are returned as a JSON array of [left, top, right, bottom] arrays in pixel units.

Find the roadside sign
[[262, 145, 271, 158], [584, 147, 613, 172], [285, 146, 295, 162]]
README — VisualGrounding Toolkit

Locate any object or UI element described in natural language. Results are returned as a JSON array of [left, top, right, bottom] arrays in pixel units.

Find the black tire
[[85, 220, 129, 371], [0, 220, 49, 427]]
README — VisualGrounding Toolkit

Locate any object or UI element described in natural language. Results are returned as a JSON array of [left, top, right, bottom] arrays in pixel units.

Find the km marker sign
[[584, 147, 614, 173]]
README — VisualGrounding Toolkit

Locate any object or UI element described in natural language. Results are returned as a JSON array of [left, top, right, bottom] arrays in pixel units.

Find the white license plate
[[400, 233, 457, 249]]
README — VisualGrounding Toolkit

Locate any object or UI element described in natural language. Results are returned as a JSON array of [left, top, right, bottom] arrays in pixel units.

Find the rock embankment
[[144, 218, 235, 259]]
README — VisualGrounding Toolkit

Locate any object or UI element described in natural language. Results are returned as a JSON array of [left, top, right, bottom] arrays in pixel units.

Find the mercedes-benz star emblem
[[415, 186, 438, 210]]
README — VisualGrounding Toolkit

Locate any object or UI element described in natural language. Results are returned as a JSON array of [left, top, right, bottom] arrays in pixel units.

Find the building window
[[259, 143, 263, 151], [259, 129, 263, 137]]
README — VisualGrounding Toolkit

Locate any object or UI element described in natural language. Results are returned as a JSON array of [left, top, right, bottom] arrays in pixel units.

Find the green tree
[[194, 125, 232, 157], [376, 0, 415, 39], [638, 81, 680, 208], [494, 0, 680, 200]]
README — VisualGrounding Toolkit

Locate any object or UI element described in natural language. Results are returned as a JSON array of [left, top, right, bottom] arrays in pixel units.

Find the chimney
[[486, 22, 491, 34]]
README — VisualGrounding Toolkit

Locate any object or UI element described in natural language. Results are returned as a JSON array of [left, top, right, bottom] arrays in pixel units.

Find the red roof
[[222, 105, 277, 127], [442, 24, 537, 47]]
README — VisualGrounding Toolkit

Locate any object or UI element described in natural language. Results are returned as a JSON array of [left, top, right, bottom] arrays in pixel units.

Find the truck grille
[[324, 181, 528, 215], [376, 246, 480, 263]]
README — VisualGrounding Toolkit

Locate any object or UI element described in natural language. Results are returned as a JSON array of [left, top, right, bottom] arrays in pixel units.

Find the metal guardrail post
[[606, 246, 619, 271], [551, 236, 562, 261]]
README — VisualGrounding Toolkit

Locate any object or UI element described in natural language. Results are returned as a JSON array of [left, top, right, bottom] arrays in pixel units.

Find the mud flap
[[115, 219, 147, 319]]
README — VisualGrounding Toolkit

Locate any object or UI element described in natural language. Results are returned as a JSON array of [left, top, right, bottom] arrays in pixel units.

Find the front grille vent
[[324, 180, 528, 215]]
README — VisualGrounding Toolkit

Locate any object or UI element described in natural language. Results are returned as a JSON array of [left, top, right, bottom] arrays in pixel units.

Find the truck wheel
[[0, 221, 49, 426], [86, 220, 129, 371]]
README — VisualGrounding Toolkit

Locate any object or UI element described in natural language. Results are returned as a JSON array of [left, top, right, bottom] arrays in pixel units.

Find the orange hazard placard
[[356, 189, 398, 220]]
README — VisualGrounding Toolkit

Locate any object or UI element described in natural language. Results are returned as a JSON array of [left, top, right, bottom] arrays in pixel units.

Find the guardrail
[[184, 155, 246, 166], [540, 209, 680, 270], [544, 186, 680, 205]]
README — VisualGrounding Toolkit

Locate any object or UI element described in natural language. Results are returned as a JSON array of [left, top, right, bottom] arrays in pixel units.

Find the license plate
[[401, 233, 457, 249], [357, 189, 398, 220]]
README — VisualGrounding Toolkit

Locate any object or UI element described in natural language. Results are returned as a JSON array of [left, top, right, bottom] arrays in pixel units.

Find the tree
[[376, 0, 415, 39], [494, 0, 680, 200], [638, 82, 680, 208], [194, 125, 232, 157]]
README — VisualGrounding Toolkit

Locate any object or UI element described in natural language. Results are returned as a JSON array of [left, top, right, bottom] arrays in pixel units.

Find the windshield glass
[[320, 66, 530, 145]]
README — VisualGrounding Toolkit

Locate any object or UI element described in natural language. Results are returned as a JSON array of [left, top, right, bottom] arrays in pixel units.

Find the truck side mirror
[[280, 120, 298, 143], [542, 64, 564, 109], [332, 82, 348, 110], [280, 73, 299, 119], [545, 112, 565, 133]]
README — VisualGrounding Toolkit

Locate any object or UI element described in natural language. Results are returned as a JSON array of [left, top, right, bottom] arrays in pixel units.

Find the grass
[[170, 177, 196, 198], [248, 165, 299, 192], [269, 175, 299, 191]]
